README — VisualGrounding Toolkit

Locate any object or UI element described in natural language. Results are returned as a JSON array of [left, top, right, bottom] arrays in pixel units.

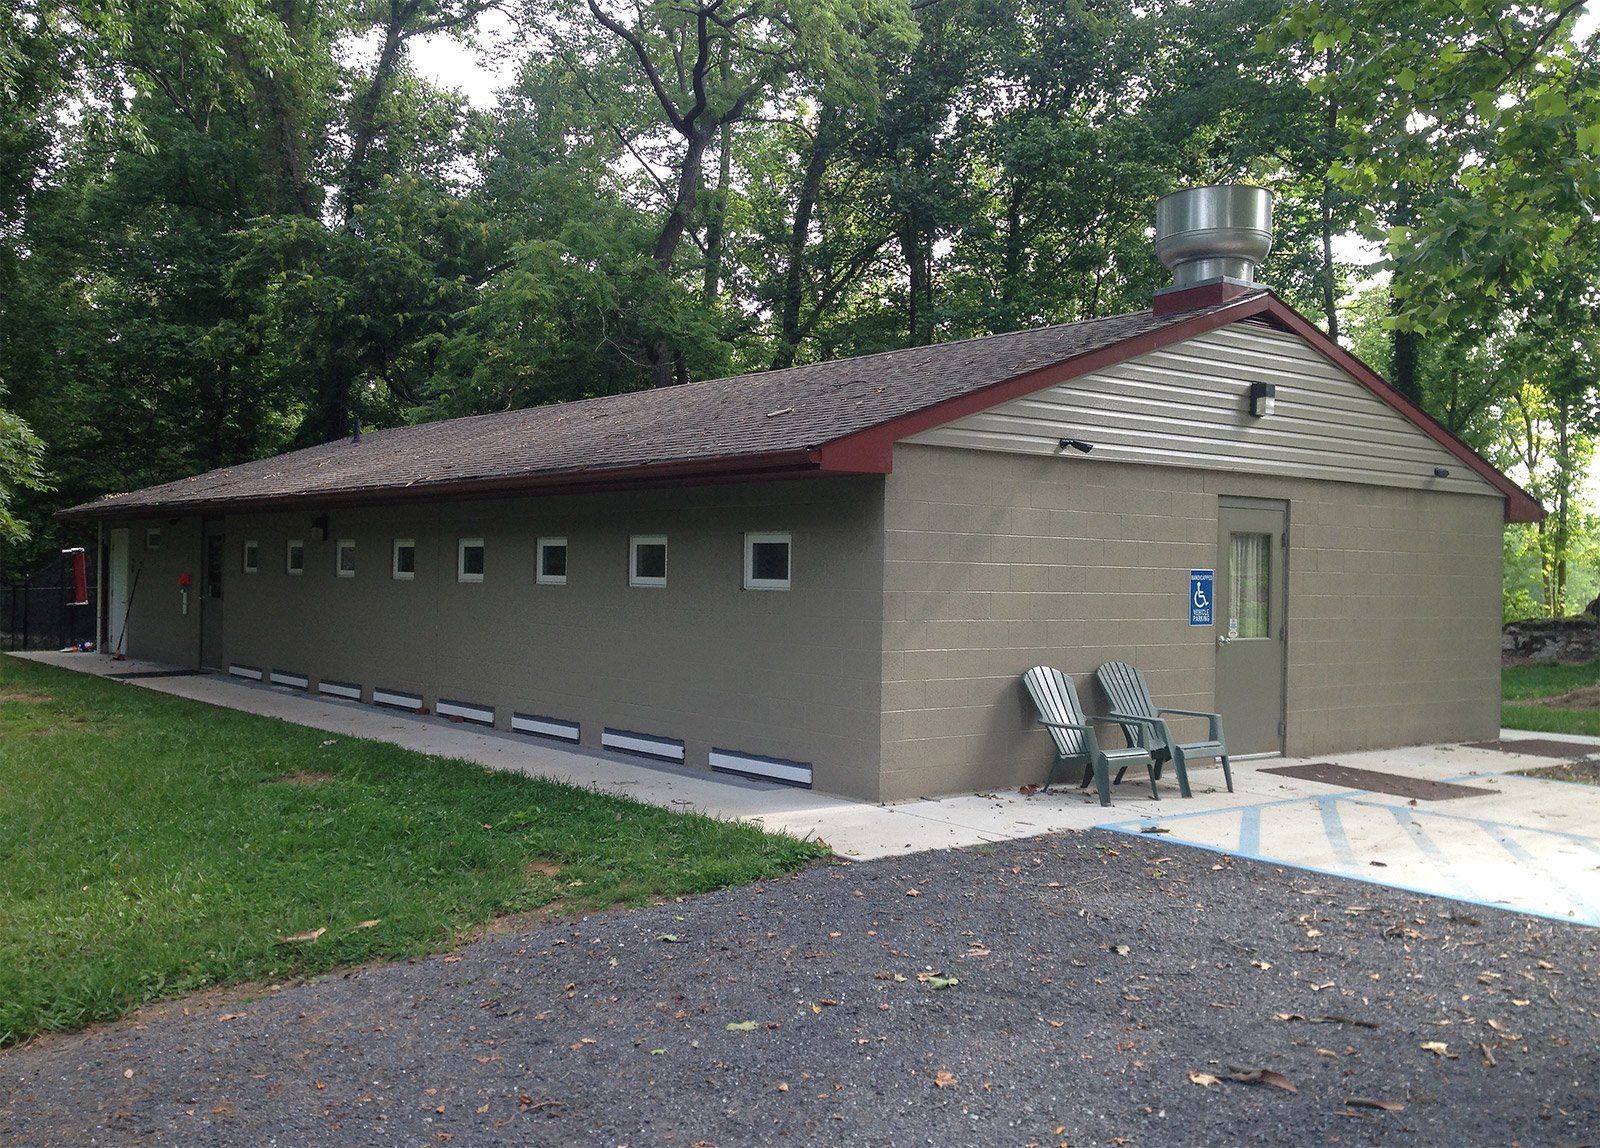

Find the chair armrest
[[1037, 719, 1100, 758], [1105, 711, 1164, 728], [1156, 707, 1223, 743], [1105, 710, 1172, 751]]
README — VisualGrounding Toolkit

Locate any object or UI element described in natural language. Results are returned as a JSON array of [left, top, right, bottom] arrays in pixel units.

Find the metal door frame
[[1217, 496, 1290, 758]]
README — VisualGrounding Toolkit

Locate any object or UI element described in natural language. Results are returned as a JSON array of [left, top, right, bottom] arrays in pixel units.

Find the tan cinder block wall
[[111, 518, 205, 666], [879, 443, 1503, 802], [139, 476, 887, 801]]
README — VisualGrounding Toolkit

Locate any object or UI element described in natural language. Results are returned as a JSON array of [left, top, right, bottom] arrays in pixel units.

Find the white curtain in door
[[1230, 532, 1271, 638]]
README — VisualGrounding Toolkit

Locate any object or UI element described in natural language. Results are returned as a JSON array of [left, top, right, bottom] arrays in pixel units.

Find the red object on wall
[[178, 572, 193, 587], [64, 547, 88, 606]]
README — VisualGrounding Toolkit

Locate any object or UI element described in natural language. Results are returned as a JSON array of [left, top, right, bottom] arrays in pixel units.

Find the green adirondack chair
[[1022, 666, 1165, 806], [1095, 660, 1234, 797]]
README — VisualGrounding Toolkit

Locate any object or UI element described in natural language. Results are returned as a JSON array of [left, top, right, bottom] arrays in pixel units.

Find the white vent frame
[[373, 687, 424, 710], [437, 698, 494, 726], [710, 747, 813, 788], [512, 712, 581, 742], [269, 670, 309, 690], [602, 727, 684, 762], [317, 679, 362, 701]]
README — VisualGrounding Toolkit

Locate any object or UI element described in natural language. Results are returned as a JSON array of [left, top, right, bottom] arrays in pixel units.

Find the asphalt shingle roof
[[64, 297, 1258, 517]]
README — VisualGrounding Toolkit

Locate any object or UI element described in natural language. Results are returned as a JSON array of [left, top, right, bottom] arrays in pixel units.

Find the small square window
[[744, 532, 791, 590], [242, 540, 259, 574], [393, 538, 416, 580], [537, 537, 568, 585], [458, 538, 485, 583], [146, 527, 162, 550], [629, 535, 667, 587], [336, 539, 356, 578], [286, 539, 305, 575]]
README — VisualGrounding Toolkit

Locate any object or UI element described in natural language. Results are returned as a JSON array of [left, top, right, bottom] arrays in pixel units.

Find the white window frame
[[242, 539, 259, 574], [743, 531, 792, 591], [336, 538, 356, 578], [145, 526, 162, 550], [536, 536, 568, 586], [286, 539, 305, 576], [457, 537, 485, 583], [392, 538, 416, 581], [629, 534, 667, 588]]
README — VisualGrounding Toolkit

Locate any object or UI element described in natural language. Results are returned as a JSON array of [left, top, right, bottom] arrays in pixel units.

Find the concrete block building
[[64, 190, 1539, 803]]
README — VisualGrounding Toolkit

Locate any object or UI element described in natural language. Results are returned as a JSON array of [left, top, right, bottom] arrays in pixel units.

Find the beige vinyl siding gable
[[905, 322, 1503, 504]]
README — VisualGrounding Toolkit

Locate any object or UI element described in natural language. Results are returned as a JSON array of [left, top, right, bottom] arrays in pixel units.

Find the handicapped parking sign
[[1189, 569, 1214, 626]]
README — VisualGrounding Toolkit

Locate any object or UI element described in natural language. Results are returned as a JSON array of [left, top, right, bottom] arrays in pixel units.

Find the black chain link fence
[[2, 548, 99, 652]]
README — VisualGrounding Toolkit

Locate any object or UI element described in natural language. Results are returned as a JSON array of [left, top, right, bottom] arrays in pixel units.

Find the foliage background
[[1, 0, 1595, 618]]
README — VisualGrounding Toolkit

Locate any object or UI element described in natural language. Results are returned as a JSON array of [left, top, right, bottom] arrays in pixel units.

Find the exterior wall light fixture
[[1249, 381, 1277, 418], [1433, 466, 1451, 478], [311, 514, 330, 542], [1058, 438, 1094, 454]]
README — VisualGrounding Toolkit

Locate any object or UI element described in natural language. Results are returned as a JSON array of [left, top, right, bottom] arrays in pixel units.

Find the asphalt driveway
[[3, 830, 1596, 1147]]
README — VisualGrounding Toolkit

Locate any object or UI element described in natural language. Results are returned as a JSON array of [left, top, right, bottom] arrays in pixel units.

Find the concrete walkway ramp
[[12, 652, 1599, 926]]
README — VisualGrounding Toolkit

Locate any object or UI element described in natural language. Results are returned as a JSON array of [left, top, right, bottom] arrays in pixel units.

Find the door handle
[[1217, 635, 1233, 645]]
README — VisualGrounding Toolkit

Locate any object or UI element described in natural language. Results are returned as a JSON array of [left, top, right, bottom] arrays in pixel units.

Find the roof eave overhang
[[817, 291, 1545, 525], [56, 446, 890, 522]]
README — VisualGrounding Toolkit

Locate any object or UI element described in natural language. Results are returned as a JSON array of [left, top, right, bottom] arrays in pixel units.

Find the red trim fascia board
[[56, 448, 884, 521], [1151, 280, 1259, 315]]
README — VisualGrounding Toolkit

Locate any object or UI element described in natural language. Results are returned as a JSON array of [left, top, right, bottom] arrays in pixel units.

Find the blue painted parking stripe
[[1477, 822, 1600, 921], [1316, 796, 1360, 871], [1237, 805, 1261, 855], [1381, 804, 1476, 900], [1346, 797, 1600, 855], [1100, 823, 1596, 928]]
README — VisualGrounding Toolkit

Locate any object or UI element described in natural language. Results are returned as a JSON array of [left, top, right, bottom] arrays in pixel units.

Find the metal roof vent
[[1155, 185, 1273, 288]]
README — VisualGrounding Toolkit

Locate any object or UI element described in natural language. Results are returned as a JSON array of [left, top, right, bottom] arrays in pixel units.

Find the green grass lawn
[[1502, 656, 1600, 736], [0, 656, 823, 1047]]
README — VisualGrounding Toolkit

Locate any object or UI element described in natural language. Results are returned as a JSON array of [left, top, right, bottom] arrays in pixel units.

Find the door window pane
[[1229, 532, 1271, 638], [204, 535, 224, 599]]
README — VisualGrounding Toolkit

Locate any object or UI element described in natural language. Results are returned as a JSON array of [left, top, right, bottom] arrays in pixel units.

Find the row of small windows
[[238, 533, 792, 590]]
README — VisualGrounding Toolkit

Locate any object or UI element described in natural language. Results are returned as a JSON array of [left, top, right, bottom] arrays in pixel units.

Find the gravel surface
[[3, 829, 1597, 1147]]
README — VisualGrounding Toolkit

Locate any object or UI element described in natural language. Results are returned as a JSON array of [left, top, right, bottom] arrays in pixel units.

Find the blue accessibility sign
[[1189, 569, 1214, 626]]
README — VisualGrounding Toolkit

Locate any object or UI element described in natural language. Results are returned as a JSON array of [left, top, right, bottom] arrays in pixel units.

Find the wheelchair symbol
[[1192, 585, 1210, 611]]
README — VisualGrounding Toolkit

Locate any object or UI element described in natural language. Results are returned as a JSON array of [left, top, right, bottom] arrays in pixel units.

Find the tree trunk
[[341, 0, 408, 226], [772, 113, 834, 370], [702, 56, 734, 303], [653, 129, 710, 273], [900, 221, 931, 346], [995, 180, 1027, 334], [1320, 48, 1340, 342]]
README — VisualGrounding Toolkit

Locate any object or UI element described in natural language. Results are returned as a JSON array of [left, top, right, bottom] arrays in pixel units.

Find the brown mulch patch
[[1538, 685, 1600, 710], [525, 859, 564, 879], [0, 691, 54, 704], [1513, 760, 1600, 786], [269, 770, 336, 786]]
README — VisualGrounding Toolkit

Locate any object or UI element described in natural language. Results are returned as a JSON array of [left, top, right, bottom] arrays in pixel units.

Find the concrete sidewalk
[[12, 650, 1600, 925]]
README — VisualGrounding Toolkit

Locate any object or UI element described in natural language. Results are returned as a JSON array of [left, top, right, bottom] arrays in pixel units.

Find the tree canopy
[[0, 0, 1594, 609]]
